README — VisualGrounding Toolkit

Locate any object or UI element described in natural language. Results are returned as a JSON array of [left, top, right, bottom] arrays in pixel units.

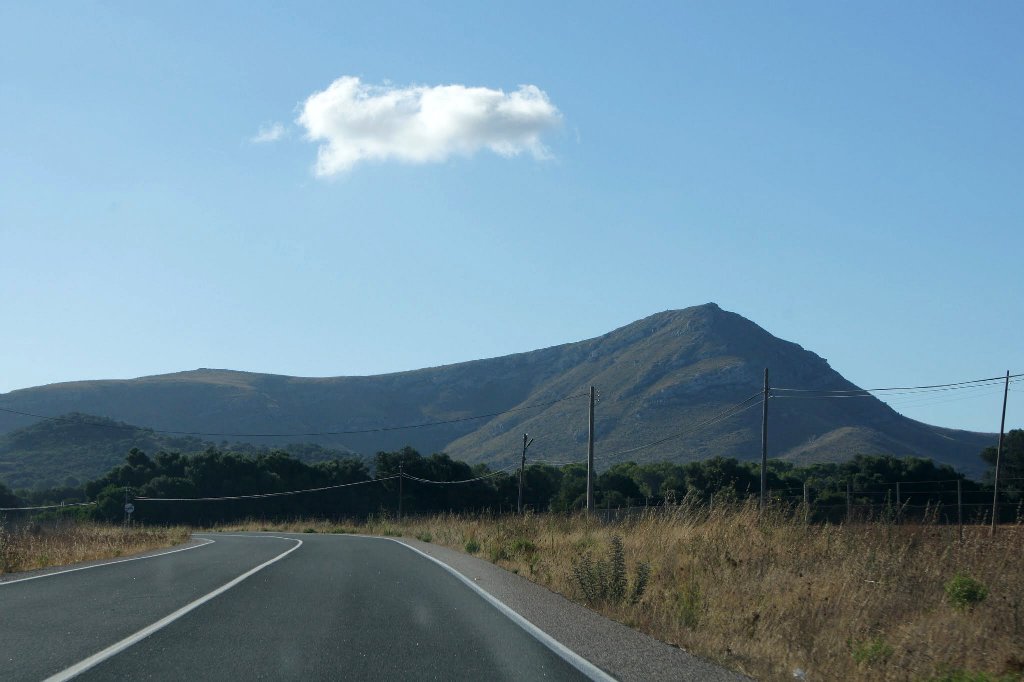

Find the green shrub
[[570, 535, 642, 606], [488, 543, 510, 562], [509, 538, 537, 557], [415, 532, 432, 543], [675, 579, 701, 628], [464, 538, 480, 554], [851, 637, 894, 666], [629, 561, 650, 604], [945, 574, 989, 610]]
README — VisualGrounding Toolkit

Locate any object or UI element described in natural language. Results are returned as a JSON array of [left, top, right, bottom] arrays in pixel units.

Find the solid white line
[[386, 538, 617, 682], [43, 535, 302, 682], [0, 537, 215, 586]]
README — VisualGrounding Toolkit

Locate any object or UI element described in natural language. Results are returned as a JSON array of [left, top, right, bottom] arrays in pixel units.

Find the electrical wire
[[0, 501, 96, 511], [528, 458, 585, 467], [0, 393, 588, 439], [400, 463, 520, 485], [597, 392, 764, 460], [133, 475, 401, 502], [772, 373, 1023, 396]]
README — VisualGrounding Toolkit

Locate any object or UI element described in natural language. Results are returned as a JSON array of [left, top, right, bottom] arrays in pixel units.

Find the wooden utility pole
[[398, 463, 404, 520], [587, 386, 596, 513], [759, 368, 769, 512], [991, 370, 1010, 535], [518, 433, 534, 514]]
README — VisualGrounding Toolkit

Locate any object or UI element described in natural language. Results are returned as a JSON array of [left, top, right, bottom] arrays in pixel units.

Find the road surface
[[0, 532, 745, 681]]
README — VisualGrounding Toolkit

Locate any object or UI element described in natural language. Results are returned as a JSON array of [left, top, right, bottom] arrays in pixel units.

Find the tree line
[[2, 429, 1021, 525]]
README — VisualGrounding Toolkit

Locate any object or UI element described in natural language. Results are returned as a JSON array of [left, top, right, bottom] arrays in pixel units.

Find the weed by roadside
[[0, 521, 189, 575]]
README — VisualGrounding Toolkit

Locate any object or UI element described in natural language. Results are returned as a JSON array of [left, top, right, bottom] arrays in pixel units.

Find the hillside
[[0, 414, 357, 490], [0, 304, 996, 487]]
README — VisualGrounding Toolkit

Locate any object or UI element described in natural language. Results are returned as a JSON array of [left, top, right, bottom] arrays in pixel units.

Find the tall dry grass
[[0, 521, 190, 575], [220, 504, 1023, 681]]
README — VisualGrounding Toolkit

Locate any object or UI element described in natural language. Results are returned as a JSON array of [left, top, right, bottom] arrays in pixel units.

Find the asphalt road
[[0, 533, 600, 681], [4, 532, 598, 675]]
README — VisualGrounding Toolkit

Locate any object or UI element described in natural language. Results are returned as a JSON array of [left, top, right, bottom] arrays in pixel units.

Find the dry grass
[[0, 521, 190, 575], [218, 504, 1024, 682]]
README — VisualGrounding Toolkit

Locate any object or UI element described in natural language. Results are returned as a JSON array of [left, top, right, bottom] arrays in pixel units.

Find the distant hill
[[0, 413, 357, 490], [0, 414, 207, 489], [0, 304, 997, 488]]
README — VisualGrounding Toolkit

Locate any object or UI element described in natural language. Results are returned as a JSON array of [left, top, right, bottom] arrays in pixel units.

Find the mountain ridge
[[0, 303, 996, 486]]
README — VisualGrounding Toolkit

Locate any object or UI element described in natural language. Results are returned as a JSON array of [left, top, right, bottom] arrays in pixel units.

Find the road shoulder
[[394, 537, 750, 682]]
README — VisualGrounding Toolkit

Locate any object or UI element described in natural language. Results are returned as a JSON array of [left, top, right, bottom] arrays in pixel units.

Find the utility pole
[[586, 386, 596, 514], [398, 463, 404, 520], [759, 368, 769, 512], [991, 370, 1010, 536], [518, 433, 534, 514]]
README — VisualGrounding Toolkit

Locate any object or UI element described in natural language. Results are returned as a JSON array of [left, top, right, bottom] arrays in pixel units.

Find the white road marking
[[0, 537, 215, 586], [387, 538, 618, 682], [244, 529, 617, 680], [42, 535, 302, 682]]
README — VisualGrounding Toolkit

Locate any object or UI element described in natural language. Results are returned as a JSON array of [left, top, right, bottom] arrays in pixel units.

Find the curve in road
[[2, 533, 608, 681]]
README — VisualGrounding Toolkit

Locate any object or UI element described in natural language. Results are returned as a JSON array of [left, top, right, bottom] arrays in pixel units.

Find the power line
[[772, 373, 1023, 396], [774, 382, 1017, 410], [133, 475, 401, 502], [401, 463, 520, 485], [132, 462, 525, 500], [0, 392, 587, 439], [528, 458, 585, 467], [0, 501, 96, 511], [597, 392, 764, 460]]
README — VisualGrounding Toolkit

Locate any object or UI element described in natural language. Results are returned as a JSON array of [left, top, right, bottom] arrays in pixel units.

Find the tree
[[551, 464, 588, 511], [0, 481, 20, 508], [982, 429, 1024, 490]]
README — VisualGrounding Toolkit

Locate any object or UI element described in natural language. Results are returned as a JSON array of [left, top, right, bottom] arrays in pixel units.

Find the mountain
[[0, 304, 996, 487]]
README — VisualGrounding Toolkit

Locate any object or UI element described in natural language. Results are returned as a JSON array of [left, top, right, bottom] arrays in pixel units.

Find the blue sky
[[2, 1, 1021, 433]]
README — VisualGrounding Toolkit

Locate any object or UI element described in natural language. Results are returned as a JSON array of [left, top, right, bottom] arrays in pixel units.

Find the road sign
[[124, 503, 135, 514]]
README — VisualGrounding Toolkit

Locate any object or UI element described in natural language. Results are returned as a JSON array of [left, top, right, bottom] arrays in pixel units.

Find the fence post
[[957, 479, 963, 544], [846, 482, 852, 523], [803, 482, 809, 524]]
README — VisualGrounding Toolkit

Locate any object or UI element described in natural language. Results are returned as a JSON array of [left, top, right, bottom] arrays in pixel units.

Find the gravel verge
[[396, 537, 751, 682]]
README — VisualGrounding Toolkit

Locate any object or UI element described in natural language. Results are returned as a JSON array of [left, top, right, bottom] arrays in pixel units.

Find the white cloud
[[252, 122, 286, 143], [296, 76, 562, 175]]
